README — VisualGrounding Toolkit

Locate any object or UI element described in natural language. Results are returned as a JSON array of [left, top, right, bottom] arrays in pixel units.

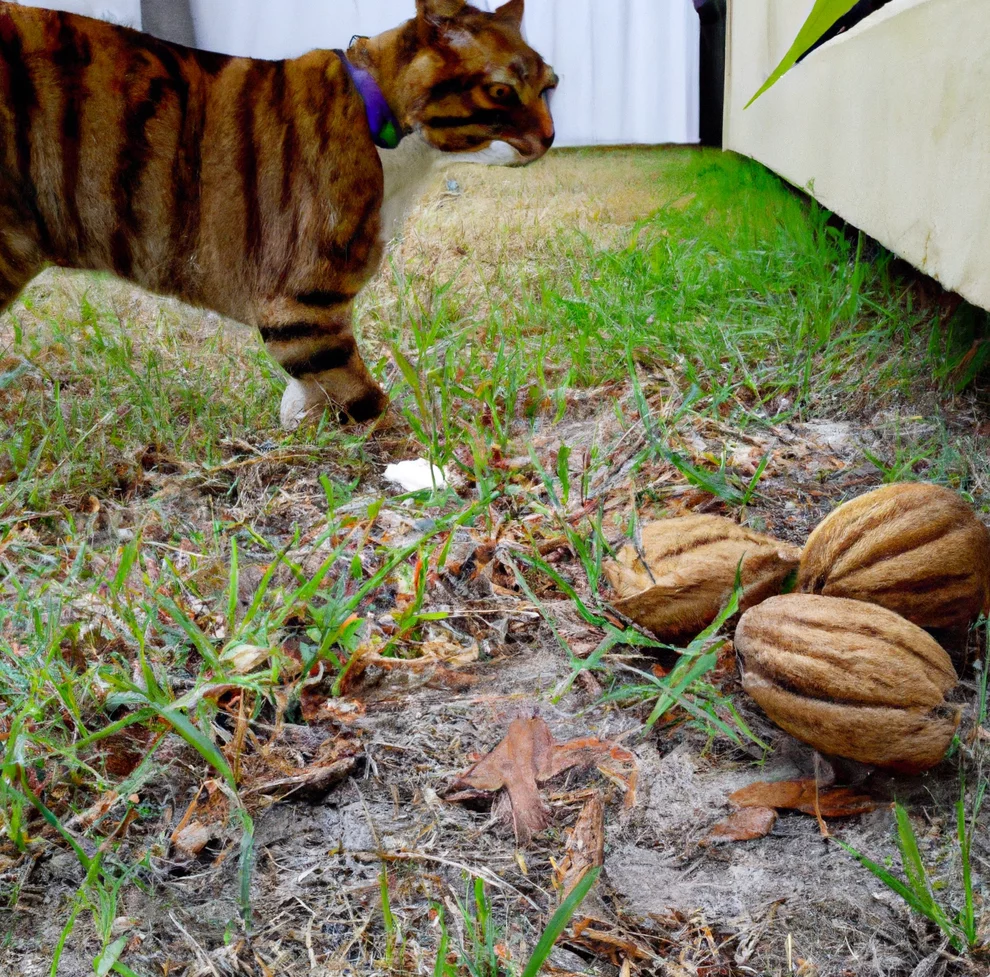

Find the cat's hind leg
[[259, 304, 388, 430], [0, 228, 41, 316]]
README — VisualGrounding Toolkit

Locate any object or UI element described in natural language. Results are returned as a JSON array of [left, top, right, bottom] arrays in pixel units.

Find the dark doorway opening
[[694, 0, 726, 148]]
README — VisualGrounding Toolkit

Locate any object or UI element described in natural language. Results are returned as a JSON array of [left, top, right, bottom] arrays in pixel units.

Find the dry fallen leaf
[[65, 791, 120, 833], [299, 692, 366, 725], [453, 717, 554, 843], [729, 779, 876, 819], [238, 726, 364, 802], [220, 643, 274, 675], [570, 918, 655, 966], [450, 717, 637, 844], [554, 794, 605, 900], [703, 806, 777, 844], [338, 643, 478, 700], [171, 821, 214, 859], [170, 779, 229, 857]]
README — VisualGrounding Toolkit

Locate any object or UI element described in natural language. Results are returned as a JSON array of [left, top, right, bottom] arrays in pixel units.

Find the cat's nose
[[541, 130, 555, 149]]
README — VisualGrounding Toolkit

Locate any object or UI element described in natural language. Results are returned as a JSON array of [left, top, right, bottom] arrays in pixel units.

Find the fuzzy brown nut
[[736, 594, 961, 773], [799, 482, 990, 631], [604, 516, 801, 644]]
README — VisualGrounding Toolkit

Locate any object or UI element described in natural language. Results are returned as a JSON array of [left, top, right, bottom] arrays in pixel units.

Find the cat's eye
[[486, 83, 516, 103]]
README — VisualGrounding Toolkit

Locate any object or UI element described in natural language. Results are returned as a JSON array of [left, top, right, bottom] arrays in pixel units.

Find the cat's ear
[[494, 0, 524, 28], [416, 0, 467, 22]]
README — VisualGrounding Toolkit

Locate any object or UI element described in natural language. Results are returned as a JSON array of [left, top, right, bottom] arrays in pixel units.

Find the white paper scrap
[[383, 459, 448, 493]]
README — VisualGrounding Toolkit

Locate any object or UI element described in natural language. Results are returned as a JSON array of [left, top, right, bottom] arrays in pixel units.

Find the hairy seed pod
[[604, 516, 801, 644], [736, 594, 960, 773], [799, 482, 990, 631]]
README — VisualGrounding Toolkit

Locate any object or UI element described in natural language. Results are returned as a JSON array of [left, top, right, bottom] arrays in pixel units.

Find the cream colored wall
[[725, 0, 990, 311]]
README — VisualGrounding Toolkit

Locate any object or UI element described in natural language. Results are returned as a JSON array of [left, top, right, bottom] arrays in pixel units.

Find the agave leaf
[[747, 0, 860, 107]]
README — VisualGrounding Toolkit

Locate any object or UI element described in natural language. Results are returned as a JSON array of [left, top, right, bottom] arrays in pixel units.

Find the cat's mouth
[[423, 131, 553, 167], [506, 130, 556, 164]]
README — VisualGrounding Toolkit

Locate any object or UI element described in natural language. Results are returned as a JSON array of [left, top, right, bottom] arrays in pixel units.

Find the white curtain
[[12, 0, 700, 146], [189, 0, 700, 146], [14, 0, 140, 26]]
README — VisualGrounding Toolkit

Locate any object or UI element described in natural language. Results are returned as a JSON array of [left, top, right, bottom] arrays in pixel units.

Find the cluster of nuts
[[605, 483, 990, 773]]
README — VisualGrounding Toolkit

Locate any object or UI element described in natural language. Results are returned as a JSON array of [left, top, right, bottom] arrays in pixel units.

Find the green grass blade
[[516, 549, 603, 627], [643, 650, 720, 730], [15, 774, 92, 871], [521, 867, 601, 977], [153, 705, 234, 789], [433, 904, 451, 977], [957, 797, 976, 946], [160, 598, 222, 672], [894, 804, 935, 910], [111, 963, 147, 977], [380, 867, 396, 935], [835, 839, 926, 912], [238, 542, 291, 632], [95, 935, 129, 977], [226, 536, 239, 638]]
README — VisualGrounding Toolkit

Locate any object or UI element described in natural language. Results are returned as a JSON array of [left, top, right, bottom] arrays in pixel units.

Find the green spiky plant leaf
[[747, 0, 860, 107], [521, 867, 601, 977]]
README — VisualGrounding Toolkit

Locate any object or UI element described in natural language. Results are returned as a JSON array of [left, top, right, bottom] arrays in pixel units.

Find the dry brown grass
[[367, 146, 689, 312]]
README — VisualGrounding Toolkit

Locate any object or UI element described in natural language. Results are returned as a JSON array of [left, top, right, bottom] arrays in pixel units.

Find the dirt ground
[[1, 149, 989, 977], [3, 410, 985, 977]]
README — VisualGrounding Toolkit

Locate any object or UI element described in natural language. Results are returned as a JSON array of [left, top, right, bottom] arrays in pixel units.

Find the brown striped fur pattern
[[0, 0, 556, 425]]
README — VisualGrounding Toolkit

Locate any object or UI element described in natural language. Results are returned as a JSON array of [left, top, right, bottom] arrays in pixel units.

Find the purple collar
[[336, 51, 403, 150]]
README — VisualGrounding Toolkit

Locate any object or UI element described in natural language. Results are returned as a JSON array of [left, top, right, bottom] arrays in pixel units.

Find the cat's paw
[[280, 379, 326, 430], [280, 379, 388, 430]]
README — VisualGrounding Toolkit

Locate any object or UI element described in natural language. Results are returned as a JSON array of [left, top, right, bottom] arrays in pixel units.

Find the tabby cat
[[0, 0, 556, 426]]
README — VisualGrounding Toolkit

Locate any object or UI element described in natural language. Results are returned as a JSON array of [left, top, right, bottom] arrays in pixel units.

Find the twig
[[170, 912, 222, 977]]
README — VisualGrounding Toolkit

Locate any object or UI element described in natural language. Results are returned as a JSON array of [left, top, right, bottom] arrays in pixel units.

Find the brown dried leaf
[[65, 791, 120, 833], [338, 643, 478, 700], [703, 806, 777, 844], [170, 779, 229, 849], [299, 691, 366, 725], [550, 738, 638, 808], [570, 919, 655, 965], [220, 643, 273, 675], [242, 756, 358, 800], [554, 794, 605, 900], [454, 717, 554, 843], [172, 821, 214, 858], [729, 779, 876, 818], [452, 718, 637, 844], [238, 726, 364, 802]]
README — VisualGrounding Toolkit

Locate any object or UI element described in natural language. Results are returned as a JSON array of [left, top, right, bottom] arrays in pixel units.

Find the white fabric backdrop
[[191, 0, 700, 146], [15, 0, 140, 26], [12, 0, 700, 146]]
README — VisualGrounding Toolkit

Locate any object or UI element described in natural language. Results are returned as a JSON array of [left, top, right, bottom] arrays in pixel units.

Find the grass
[[1, 146, 989, 974], [836, 628, 990, 958], [427, 870, 600, 977]]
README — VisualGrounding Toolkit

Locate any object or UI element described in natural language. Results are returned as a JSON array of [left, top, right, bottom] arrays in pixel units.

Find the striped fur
[[0, 0, 556, 425]]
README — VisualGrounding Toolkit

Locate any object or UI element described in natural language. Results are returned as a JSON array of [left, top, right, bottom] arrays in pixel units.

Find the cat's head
[[354, 0, 558, 165]]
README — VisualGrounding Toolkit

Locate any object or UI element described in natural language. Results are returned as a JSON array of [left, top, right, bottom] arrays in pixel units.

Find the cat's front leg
[[259, 306, 388, 429]]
